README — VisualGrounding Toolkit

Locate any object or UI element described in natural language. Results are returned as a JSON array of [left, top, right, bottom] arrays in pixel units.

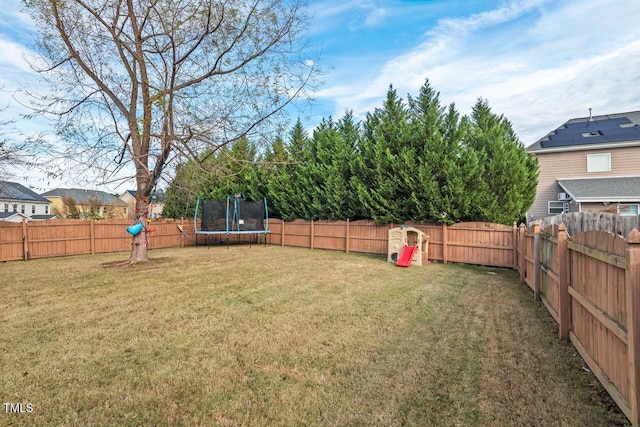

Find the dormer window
[[586, 153, 611, 172]]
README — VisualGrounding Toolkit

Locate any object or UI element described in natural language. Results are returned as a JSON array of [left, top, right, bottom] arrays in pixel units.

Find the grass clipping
[[0, 246, 629, 426]]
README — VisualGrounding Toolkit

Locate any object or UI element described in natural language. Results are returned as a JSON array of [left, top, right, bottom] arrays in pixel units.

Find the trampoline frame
[[193, 195, 271, 240]]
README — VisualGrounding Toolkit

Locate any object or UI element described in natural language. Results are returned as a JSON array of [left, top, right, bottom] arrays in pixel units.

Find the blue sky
[[1, 0, 640, 191]]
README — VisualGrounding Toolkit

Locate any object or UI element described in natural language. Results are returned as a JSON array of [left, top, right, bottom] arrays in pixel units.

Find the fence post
[[557, 223, 570, 340], [346, 219, 350, 254], [90, 219, 95, 255], [519, 224, 526, 283], [512, 222, 518, 269], [21, 219, 28, 261], [310, 219, 314, 250], [180, 217, 184, 248], [533, 220, 541, 301], [443, 223, 448, 264], [625, 228, 640, 426]]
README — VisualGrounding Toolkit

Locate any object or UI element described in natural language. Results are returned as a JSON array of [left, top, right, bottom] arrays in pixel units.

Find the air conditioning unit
[[557, 192, 568, 201]]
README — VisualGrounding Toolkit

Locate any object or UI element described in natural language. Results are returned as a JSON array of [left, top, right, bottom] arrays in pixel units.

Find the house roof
[[41, 188, 128, 207], [0, 211, 30, 220], [30, 214, 57, 221], [0, 181, 50, 203], [528, 111, 640, 153], [558, 177, 640, 202]]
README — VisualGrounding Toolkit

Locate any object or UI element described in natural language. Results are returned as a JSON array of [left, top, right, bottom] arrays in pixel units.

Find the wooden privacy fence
[[267, 219, 517, 268], [517, 221, 640, 425], [0, 218, 197, 261], [1, 218, 517, 267]]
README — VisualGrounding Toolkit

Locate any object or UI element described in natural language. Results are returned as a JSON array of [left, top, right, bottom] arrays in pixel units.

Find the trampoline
[[193, 194, 270, 246]]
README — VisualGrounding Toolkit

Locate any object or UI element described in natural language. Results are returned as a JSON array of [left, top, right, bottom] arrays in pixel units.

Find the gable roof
[[558, 176, 640, 202], [0, 211, 30, 220], [0, 181, 50, 203], [528, 111, 640, 153], [41, 188, 128, 207]]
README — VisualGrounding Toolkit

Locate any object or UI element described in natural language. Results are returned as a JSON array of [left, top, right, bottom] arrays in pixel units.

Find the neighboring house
[[120, 190, 165, 220], [526, 110, 640, 221], [0, 180, 55, 222], [42, 188, 129, 219]]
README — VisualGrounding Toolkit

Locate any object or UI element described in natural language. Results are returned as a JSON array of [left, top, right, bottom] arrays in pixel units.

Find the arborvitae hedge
[[164, 79, 538, 225]]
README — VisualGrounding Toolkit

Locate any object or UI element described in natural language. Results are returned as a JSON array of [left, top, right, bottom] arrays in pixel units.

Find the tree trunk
[[128, 228, 148, 263], [126, 198, 150, 264]]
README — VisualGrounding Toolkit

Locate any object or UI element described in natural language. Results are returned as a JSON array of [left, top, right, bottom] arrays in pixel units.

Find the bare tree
[[0, 112, 30, 178], [52, 195, 80, 218], [22, 0, 320, 263]]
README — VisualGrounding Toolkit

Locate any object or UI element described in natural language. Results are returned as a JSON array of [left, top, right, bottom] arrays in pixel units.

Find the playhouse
[[387, 226, 429, 266]]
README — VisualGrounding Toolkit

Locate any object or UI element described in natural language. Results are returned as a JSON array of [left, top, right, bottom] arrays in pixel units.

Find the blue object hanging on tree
[[126, 222, 144, 235]]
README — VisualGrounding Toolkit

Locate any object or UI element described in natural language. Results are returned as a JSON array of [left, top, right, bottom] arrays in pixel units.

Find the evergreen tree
[[408, 80, 484, 223], [467, 99, 538, 224], [406, 80, 445, 222], [264, 119, 312, 220], [353, 86, 414, 223], [301, 113, 361, 220], [336, 112, 364, 219]]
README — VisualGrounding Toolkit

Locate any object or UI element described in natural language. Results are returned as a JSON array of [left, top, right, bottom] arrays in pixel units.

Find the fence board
[[568, 229, 631, 421], [27, 220, 91, 259], [281, 219, 312, 248], [540, 225, 560, 321], [539, 212, 640, 237], [524, 224, 537, 291], [347, 220, 389, 255], [0, 222, 23, 261]]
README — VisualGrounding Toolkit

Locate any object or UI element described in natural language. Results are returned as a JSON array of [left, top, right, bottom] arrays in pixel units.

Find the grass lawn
[[0, 245, 630, 426]]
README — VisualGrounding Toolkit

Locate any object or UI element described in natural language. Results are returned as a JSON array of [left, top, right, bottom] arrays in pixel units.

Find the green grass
[[0, 246, 629, 426]]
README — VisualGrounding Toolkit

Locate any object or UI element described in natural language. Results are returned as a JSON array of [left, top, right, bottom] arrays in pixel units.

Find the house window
[[618, 204, 639, 216], [13, 204, 17, 212], [21, 205, 25, 214], [586, 153, 611, 172], [548, 201, 568, 215], [45, 206, 49, 214], [32, 205, 36, 214], [4, 203, 7, 212]]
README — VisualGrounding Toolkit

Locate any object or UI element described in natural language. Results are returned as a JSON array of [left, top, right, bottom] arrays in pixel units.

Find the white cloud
[[316, 0, 640, 145]]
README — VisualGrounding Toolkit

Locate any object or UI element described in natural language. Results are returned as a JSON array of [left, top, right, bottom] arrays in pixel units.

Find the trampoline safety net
[[201, 199, 266, 232]]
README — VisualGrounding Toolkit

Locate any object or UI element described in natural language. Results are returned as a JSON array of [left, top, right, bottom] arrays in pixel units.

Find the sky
[[1, 0, 640, 192]]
